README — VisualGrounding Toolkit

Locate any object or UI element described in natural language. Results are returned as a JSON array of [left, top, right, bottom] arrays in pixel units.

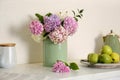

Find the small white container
[[0, 43, 16, 68]]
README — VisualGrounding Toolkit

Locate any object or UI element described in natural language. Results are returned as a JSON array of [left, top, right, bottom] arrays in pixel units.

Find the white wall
[[0, 0, 120, 64]]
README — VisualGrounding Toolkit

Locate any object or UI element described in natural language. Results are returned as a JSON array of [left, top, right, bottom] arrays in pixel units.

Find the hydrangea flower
[[52, 61, 70, 73], [29, 20, 44, 35], [48, 26, 68, 44], [63, 16, 78, 36], [44, 14, 61, 32]]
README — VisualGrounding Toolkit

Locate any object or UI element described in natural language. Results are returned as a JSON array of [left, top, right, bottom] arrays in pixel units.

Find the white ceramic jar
[[0, 43, 16, 68]]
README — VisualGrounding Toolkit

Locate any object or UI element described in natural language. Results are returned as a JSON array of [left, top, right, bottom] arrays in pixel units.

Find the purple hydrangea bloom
[[29, 20, 44, 35], [52, 61, 70, 73], [63, 16, 78, 36], [44, 14, 61, 32]]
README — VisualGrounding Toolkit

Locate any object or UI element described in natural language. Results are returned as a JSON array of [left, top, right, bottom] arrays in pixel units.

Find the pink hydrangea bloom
[[63, 16, 78, 36], [29, 20, 44, 35], [48, 26, 68, 44], [52, 61, 70, 73]]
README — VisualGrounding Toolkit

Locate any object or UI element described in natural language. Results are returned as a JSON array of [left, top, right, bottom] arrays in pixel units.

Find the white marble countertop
[[0, 63, 120, 80]]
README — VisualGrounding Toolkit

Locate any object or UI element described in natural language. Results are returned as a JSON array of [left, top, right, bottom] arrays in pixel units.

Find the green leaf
[[79, 9, 84, 13], [45, 13, 52, 16], [61, 21, 64, 26], [72, 10, 76, 16], [74, 17, 78, 21], [76, 15, 81, 18], [64, 62, 69, 66], [43, 32, 49, 37], [35, 13, 44, 24], [70, 62, 79, 70]]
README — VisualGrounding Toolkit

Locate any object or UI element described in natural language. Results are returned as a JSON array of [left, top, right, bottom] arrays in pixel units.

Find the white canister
[[0, 43, 16, 68]]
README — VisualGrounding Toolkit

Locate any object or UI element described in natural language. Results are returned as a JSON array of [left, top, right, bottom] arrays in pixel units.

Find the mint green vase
[[43, 38, 67, 67]]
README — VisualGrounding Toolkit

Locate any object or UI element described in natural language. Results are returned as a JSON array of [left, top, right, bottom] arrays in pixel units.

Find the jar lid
[[0, 43, 16, 47]]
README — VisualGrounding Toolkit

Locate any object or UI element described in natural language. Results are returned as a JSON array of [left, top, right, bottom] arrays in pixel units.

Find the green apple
[[88, 53, 99, 64], [110, 52, 120, 63], [99, 54, 113, 63], [101, 45, 112, 55]]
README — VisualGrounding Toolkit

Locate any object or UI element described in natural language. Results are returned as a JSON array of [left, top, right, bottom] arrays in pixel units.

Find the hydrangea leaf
[[35, 13, 44, 24], [79, 9, 84, 13], [70, 62, 79, 70], [45, 13, 52, 17], [72, 10, 75, 16]]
